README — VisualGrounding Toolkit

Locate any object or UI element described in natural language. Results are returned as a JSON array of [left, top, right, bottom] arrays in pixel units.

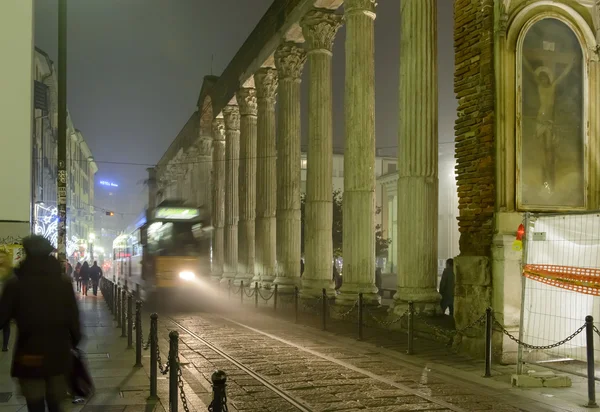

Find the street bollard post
[[116, 287, 121, 324], [228, 279, 231, 300], [241, 280, 244, 304], [121, 289, 127, 337], [113, 284, 118, 315], [484, 307, 492, 378], [127, 294, 133, 348], [135, 301, 143, 367], [274, 284, 278, 311], [169, 331, 179, 412], [210, 370, 228, 412], [585, 315, 598, 408], [294, 286, 299, 324], [358, 293, 364, 341], [254, 282, 259, 308], [149, 313, 158, 400], [322, 288, 327, 331], [407, 301, 415, 355]]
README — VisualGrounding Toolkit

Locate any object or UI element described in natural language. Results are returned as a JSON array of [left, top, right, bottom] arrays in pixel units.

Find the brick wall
[[454, 0, 495, 257]]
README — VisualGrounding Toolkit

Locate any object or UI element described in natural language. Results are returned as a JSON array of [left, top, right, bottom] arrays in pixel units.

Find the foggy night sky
[[34, 0, 455, 220]]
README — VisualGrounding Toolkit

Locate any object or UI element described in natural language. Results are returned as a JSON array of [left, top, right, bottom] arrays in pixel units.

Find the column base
[[300, 278, 335, 299], [392, 287, 441, 316], [272, 275, 299, 294], [251, 272, 262, 285], [260, 273, 276, 288], [234, 274, 255, 288], [337, 283, 381, 306]]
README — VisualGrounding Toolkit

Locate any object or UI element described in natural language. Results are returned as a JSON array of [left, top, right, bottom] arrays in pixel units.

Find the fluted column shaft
[[274, 43, 307, 293], [222, 105, 240, 284], [255, 68, 279, 285], [211, 117, 226, 282], [301, 9, 343, 298], [236, 88, 258, 285], [395, 0, 440, 313], [339, 0, 379, 305]]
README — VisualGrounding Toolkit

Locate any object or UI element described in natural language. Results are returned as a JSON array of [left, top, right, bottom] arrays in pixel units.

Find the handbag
[[68, 349, 94, 397]]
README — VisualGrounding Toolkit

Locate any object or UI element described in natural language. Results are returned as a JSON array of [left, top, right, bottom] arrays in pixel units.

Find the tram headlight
[[179, 271, 195, 281]]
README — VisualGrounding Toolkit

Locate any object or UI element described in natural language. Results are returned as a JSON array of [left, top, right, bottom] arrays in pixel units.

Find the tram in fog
[[112, 201, 212, 302]]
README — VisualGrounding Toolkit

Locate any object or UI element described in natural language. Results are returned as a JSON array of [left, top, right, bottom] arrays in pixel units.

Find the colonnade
[[199, 0, 441, 310]]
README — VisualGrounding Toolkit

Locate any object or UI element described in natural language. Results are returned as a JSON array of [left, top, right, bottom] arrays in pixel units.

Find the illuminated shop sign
[[154, 207, 200, 220], [99, 180, 119, 187], [33, 204, 80, 256]]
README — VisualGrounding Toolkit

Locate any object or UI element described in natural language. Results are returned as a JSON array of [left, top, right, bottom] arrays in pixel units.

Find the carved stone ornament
[[255, 68, 278, 102], [300, 9, 343, 52], [222, 105, 241, 131], [236, 88, 258, 116], [274, 42, 307, 80], [212, 117, 226, 141], [344, 0, 377, 17]]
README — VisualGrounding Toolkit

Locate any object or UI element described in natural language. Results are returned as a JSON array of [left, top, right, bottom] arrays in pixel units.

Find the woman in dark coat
[[74, 262, 82, 292], [0, 235, 81, 412], [80, 262, 90, 296]]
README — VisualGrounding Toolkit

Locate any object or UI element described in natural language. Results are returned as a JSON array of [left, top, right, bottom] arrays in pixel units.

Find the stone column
[[395, 0, 440, 314], [273, 43, 306, 293], [235, 87, 258, 286], [254, 68, 278, 286], [222, 105, 241, 285], [338, 0, 379, 305], [300, 9, 343, 298], [211, 116, 226, 282]]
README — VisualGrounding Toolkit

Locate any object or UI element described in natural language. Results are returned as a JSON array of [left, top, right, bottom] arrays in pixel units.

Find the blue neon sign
[[99, 180, 119, 188]]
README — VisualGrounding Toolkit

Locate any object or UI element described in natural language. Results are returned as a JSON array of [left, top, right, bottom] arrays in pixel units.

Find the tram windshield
[[147, 221, 200, 256]]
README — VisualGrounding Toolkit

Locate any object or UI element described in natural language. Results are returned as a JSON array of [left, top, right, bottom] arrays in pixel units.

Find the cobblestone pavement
[[157, 311, 569, 412]]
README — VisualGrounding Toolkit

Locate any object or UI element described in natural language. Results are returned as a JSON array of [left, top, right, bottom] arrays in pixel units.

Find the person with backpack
[[89, 261, 103, 296]]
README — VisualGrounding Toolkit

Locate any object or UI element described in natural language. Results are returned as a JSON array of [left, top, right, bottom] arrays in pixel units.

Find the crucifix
[[523, 39, 576, 192]]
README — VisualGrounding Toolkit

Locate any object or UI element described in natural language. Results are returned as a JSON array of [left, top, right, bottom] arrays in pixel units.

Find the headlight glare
[[179, 271, 195, 281]]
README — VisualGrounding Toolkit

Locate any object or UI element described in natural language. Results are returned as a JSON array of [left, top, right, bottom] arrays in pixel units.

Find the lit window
[[301, 159, 307, 170]]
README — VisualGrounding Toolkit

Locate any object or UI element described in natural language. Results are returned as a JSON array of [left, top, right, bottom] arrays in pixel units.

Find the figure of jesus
[[523, 55, 575, 192]]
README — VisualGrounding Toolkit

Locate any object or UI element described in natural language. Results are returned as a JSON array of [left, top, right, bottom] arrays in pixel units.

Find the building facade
[[33, 48, 98, 262]]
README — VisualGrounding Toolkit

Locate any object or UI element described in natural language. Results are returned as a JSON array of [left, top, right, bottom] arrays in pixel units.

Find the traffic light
[[106, 211, 115, 216]]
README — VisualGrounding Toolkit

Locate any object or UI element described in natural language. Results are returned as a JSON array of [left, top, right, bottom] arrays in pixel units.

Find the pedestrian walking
[[89, 261, 102, 296], [439, 258, 455, 316], [80, 262, 90, 296], [0, 235, 82, 412], [74, 262, 82, 292]]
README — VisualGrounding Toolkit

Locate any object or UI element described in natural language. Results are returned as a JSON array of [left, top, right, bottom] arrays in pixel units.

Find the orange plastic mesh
[[523, 264, 600, 296]]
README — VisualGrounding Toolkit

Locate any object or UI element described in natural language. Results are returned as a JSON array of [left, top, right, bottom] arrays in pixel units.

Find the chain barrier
[[155, 332, 170, 375], [337, 300, 359, 320], [301, 298, 322, 314], [594, 325, 600, 338], [143, 330, 152, 350], [493, 313, 586, 350], [243, 287, 256, 298], [230, 284, 241, 295], [366, 308, 408, 328], [257, 288, 275, 302], [176, 354, 191, 412]]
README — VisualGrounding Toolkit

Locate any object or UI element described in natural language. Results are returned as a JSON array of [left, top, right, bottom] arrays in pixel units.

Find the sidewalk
[[0, 288, 171, 411]]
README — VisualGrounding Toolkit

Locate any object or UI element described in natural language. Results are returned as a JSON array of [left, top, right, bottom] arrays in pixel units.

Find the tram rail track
[[165, 315, 473, 412]]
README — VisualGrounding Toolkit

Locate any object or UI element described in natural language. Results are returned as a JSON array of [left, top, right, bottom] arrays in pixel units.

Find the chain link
[[455, 312, 487, 335], [243, 287, 256, 298], [337, 300, 359, 319], [177, 355, 191, 412], [366, 308, 407, 328], [155, 333, 170, 375], [257, 288, 275, 302], [594, 325, 600, 338], [493, 315, 586, 350], [143, 331, 152, 350]]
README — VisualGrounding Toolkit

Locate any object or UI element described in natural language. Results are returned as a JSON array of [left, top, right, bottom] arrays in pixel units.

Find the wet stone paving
[[161, 314, 533, 412]]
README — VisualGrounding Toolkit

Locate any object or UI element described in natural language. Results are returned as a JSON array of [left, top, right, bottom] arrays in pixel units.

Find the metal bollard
[[121, 289, 127, 337], [113, 284, 118, 315], [149, 313, 158, 400], [169, 331, 179, 412], [484, 307, 492, 378], [407, 301, 414, 355], [127, 294, 133, 348], [116, 287, 122, 328], [358, 293, 364, 341], [210, 370, 228, 412], [274, 284, 278, 311], [294, 286, 299, 324], [228, 279, 231, 300], [322, 288, 327, 331], [585, 315, 598, 408], [255, 282, 259, 308], [240, 280, 244, 304], [135, 301, 143, 367]]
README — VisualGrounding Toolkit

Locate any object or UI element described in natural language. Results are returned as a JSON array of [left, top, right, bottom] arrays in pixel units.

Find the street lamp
[[88, 233, 95, 261]]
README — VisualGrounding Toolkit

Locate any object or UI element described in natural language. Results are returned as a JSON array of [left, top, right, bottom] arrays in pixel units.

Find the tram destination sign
[[154, 207, 200, 220]]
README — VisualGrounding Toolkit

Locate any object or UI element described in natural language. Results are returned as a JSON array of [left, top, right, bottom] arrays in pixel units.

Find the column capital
[[212, 117, 226, 142], [300, 9, 343, 54], [344, 0, 376, 18], [222, 105, 240, 131], [236, 88, 258, 117], [274, 42, 307, 81], [255, 68, 278, 103]]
